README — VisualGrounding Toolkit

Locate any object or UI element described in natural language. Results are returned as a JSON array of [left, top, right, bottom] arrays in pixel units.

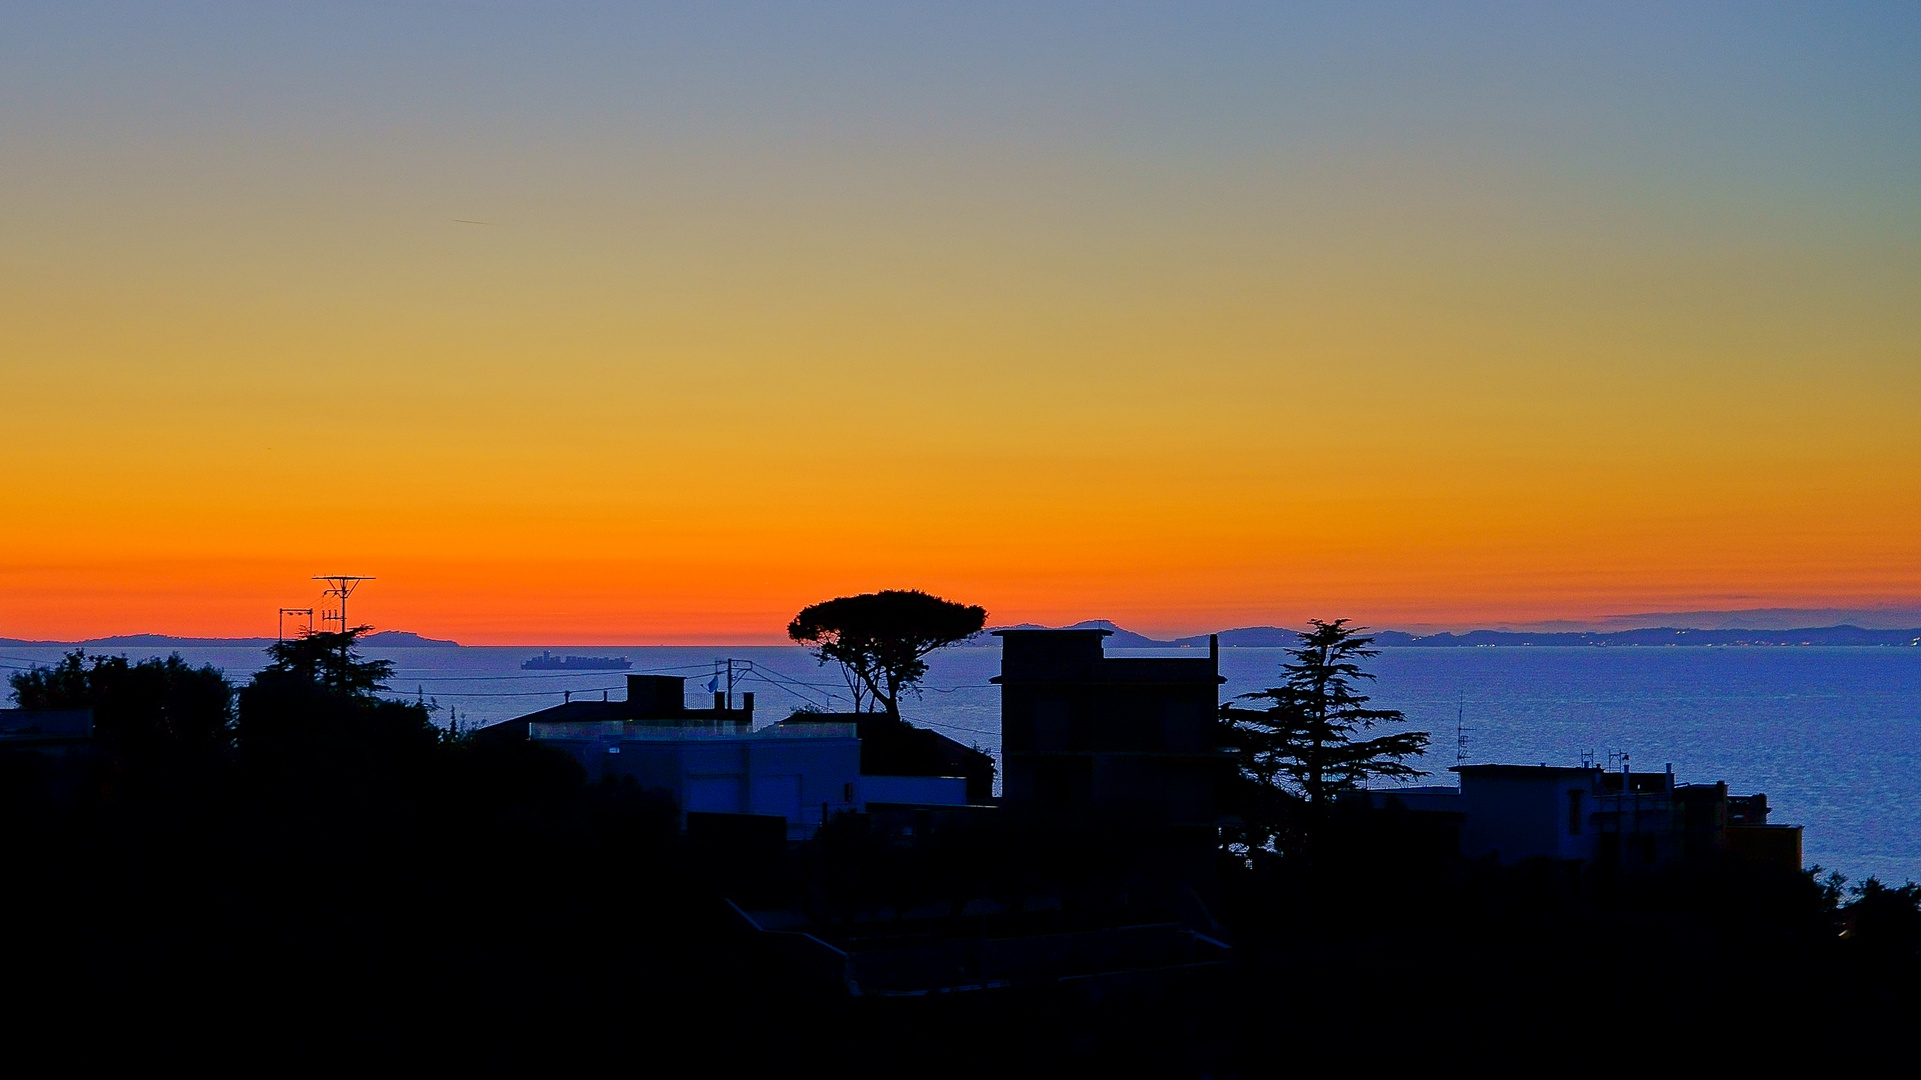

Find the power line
[[418, 686, 628, 699], [739, 670, 842, 709], [381, 663, 717, 683], [744, 666, 841, 694]]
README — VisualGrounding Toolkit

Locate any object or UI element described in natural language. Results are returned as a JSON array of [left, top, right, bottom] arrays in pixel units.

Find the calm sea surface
[[5, 642, 1917, 885]]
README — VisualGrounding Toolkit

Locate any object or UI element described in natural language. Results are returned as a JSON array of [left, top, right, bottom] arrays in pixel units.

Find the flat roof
[[1451, 764, 1597, 777]]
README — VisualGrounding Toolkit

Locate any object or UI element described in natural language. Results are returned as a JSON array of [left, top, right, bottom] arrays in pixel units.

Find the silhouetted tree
[[259, 626, 396, 698], [8, 650, 233, 756], [237, 626, 438, 766], [1221, 619, 1428, 853], [787, 590, 986, 722], [1843, 877, 1921, 960]]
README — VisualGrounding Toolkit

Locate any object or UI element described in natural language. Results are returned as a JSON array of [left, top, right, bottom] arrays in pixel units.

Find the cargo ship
[[521, 650, 632, 671]]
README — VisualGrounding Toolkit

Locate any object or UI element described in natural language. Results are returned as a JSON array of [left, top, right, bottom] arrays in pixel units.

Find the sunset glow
[[3, 4, 1916, 642]]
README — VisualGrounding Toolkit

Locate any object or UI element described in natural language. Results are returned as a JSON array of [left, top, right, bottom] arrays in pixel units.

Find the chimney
[[742, 692, 755, 720], [625, 675, 686, 718], [714, 690, 726, 712]]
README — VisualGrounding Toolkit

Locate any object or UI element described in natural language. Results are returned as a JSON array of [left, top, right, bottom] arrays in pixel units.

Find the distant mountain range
[[1366, 626, 1921, 648], [979, 620, 1921, 648], [6, 624, 1918, 652], [1486, 606, 1921, 632], [0, 630, 460, 649]]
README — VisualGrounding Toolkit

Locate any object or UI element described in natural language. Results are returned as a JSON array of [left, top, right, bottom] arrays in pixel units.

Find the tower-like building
[[994, 628, 1225, 832]]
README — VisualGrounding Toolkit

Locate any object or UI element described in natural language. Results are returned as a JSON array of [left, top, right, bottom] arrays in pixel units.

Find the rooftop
[[1451, 764, 1598, 778], [530, 719, 856, 741]]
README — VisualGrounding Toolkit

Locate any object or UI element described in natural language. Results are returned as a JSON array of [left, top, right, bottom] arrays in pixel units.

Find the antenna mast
[[1456, 695, 1472, 766], [313, 575, 375, 632]]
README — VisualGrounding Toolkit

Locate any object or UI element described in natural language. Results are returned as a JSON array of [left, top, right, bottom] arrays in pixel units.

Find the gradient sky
[[2, 2, 1917, 642]]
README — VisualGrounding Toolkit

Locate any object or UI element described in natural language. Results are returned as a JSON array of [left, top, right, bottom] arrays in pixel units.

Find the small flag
[[707, 676, 721, 693]]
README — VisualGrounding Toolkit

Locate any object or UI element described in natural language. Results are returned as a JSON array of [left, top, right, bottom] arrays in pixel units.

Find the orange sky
[[2, 6, 1916, 643]]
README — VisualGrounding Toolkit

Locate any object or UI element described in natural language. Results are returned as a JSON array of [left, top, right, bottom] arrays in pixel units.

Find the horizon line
[[8, 617, 1921, 651]]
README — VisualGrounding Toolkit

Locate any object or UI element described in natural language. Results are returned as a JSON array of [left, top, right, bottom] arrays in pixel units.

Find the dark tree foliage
[[787, 590, 986, 722], [1221, 619, 1429, 854], [1843, 876, 1921, 960], [258, 626, 397, 697], [8, 650, 233, 757], [237, 625, 440, 769], [5, 624, 1921, 1062], [1213, 834, 1921, 1063], [0, 629, 714, 1060]]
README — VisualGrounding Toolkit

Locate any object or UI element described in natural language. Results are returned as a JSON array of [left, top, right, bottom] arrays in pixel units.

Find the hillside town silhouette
[[4, 589, 1917, 1068]]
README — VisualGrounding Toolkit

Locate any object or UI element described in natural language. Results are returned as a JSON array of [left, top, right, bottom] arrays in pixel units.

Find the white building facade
[[531, 719, 864, 841]]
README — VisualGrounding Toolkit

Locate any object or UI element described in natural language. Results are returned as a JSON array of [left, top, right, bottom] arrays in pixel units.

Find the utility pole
[[712, 658, 754, 710], [313, 575, 374, 633]]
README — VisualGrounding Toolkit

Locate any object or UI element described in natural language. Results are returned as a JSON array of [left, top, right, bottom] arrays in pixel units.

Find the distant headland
[[980, 619, 1921, 648]]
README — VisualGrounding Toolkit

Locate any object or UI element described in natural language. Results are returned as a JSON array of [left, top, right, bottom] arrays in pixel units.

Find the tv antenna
[[278, 607, 314, 641], [313, 575, 374, 632], [1455, 694, 1472, 765]]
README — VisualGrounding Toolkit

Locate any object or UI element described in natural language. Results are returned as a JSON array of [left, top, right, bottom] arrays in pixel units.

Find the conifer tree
[[238, 625, 437, 764], [1222, 619, 1429, 853], [258, 626, 395, 699]]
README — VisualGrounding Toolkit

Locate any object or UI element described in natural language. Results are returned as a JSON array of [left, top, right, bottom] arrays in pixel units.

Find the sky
[[1, 2, 1917, 643]]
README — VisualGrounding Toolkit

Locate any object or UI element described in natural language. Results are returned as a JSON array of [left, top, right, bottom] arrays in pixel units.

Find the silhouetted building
[[712, 634, 1235, 998], [0, 708, 93, 756], [1673, 782, 1803, 869], [995, 629, 1224, 830], [857, 774, 967, 807], [477, 677, 991, 839], [473, 674, 754, 749], [779, 710, 995, 804], [538, 719, 859, 841], [1454, 765, 1611, 864], [479, 675, 861, 839], [1363, 762, 1803, 872]]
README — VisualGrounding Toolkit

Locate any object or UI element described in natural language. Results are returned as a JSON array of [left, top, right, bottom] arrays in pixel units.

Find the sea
[[4, 640, 1917, 886]]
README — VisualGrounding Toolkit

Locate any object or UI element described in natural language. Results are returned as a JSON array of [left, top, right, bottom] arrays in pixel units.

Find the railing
[[530, 720, 858, 742], [617, 721, 755, 740]]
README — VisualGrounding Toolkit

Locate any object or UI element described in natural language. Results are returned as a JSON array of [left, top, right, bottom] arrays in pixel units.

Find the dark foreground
[[3, 650, 1917, 1070], [6, 748, 1918, 1071]]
